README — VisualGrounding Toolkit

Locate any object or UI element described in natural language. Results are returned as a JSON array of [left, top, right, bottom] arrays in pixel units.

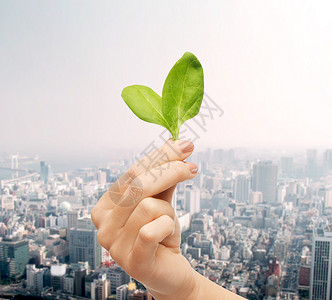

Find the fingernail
[[179, 141, 194, 153], [188, 163, 198, 174]]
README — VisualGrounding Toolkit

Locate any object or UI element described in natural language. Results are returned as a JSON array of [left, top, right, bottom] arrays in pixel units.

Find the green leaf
[[121, 85, 171, 131], [121, 52, 204, 141], [162, 52, 204, 140]]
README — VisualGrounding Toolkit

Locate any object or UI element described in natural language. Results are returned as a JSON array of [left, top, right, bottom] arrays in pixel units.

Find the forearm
[[190, 269, 246, 299], [147, 266, 246, 300]]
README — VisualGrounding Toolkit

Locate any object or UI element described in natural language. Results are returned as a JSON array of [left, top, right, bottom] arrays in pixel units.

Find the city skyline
[[1, 144, 332, 298], [1, 1, 332, 159]]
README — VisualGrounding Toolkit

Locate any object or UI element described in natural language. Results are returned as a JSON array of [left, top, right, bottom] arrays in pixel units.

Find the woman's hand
[[91, 139, 199, 299]]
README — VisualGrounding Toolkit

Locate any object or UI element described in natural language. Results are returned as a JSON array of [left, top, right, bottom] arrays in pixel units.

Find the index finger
[[93, 139, 194, 212]]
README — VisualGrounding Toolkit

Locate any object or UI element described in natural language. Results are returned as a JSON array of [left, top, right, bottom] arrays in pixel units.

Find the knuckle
[[97, 227, 107, 248], [137, 197, 156, 218], [109, 245, 120, 263], [91, 207, 99, 227], [139, 226, 154, 244], [162, 214, 174, 229]]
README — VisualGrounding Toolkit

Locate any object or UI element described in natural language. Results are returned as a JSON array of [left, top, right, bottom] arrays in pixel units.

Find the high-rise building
[[281, 157, 293, 177], [318, 185, 332, 208], [68, 228, 102, 270], [117, 284, 128, 300], [307, 149, 318, 179], [63, 272, 74, 294], [106, 266, 129, 294], [26, 264, 37, 288], [91, 273, 110, 300], [50, 264, 67, 292], [40, 161, 53, 184], [310, 226, 332, 300], [324, 149, 332, 171], [67, 210, 79, 229], [71, 262, 88, 296], [184, 184, 200, 215], [234, 175, 250, 202], [0, 237, 29, 280], [26, 264, 45, 292], [97, 171, 107, 185], [252, 162, 278, 204]]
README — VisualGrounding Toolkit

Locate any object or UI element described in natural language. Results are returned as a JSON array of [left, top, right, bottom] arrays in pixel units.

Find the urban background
[[1, 1, 332, 299], [0, 147, 332, 299]]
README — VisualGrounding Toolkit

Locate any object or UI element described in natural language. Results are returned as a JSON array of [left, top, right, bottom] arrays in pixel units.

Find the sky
[[1, 0, 331, 163]]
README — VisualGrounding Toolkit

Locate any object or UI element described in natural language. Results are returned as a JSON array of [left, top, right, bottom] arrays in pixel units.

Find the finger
[[128, 139, 195, 178], [129, 215, 174, 268], [96, 139, 194, 210], [154, 184, 177, 204], [160, 214, 181, 248], [137, 161, 197, 202], [120, 197, 175, 249], [108, 161, 198, 227]]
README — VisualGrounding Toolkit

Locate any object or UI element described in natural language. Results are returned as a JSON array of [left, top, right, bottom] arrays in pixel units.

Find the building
[[26, 264, 37, 288], [318, 185, 332, 208], [129, 289, 153, 300], [63, 273, 74, 294], [117, 284, 128, 300], [45, 234, 69, 259], [107, 266, 129, 294], [68, 228, 102, 270], [191, 218, 206, 234], [281, 157, 294, 177], [0, 237, 29, 280], [234, 175, 250, 202], [323, 149, 332, 171], [50, 264, 67, 291], [26, 265, 45, 292], [310, 227, 332, 300], [91, 273, 110, 300], [252, 161, 277, 204], [249, 191, 263, 205], [71, 262, 88, 296], [0, 195, 15, 211], [67, 210, 79, 229], [40, 161, 52, 184], [307, 149, 318, 179], [184, 184, 200, 215]]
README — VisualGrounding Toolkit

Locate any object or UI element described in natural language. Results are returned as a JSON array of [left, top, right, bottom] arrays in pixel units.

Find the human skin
[[91, 139, 245, 299]]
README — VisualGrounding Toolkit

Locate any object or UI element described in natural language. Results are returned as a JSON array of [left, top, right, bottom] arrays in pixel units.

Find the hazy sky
[[1, 1, 331, 161]]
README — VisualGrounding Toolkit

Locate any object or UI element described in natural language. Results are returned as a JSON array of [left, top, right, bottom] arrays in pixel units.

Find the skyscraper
[[310, 226, 332, 300], [184, 184, 200, 215], [324, 149, 332, 171], [234, 175, 250, 202], [68, 228, 102, 270], [40, 161, 53, 184], [307, 149, 318, 179], [0, 237, 29, 280], [116, 284, 128, 300], [67, 210, 79, 229], [252, 161, 278, 204]]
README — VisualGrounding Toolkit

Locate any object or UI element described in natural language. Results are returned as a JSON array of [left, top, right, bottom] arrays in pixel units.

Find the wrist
[[146, 260, 198, 300]]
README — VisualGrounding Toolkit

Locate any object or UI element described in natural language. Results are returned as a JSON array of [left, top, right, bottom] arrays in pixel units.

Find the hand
[[91, 139, 199, 299]]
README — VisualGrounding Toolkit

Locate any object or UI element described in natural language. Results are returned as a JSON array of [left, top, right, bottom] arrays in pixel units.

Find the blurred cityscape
[[0, 147, 332, 300]]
